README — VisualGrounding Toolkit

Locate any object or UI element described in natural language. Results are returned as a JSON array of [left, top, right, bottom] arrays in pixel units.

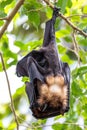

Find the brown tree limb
[[43, 0, 87, 37], [0, 17, 8, 20], [0, 0, 25, 39], [0, 52, 19, 130]]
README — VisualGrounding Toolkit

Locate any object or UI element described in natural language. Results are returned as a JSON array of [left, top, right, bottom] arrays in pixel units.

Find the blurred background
[[0, 0, 87, 129]]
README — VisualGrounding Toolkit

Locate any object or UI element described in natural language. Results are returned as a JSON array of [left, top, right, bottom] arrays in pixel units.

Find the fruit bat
[[16, 7, 70, 119]]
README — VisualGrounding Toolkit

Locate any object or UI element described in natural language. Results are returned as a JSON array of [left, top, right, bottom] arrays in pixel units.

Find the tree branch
[[0, 17, 8, 20], [0, 52, 19, 130], [0, 0, 25, 39], [43, 0, 87, 37]]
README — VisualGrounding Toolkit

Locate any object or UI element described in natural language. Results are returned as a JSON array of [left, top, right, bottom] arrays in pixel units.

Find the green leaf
[[0, 11, 7, 18], [0, 0, 13, 8], [71, 16, 80, 22], [57, 0, 72, 13], [80, 96, 87, 105], [61, 54, 73, 64], [83, 104, 87, 113], [14, 41, 27, 50], [27, 40, 42, 51], [4, 50, 17, 59], [72, 66, 87, 79], [0, 21, 3, 26], [58, 45, 66, 54], [0, 121, 3, 129], [22, 0, 42, 28], [52, 123, 63, 130], [46, 7, 52, 18], [72, 81, 83, 97], [78, 38, 87, 46], [56, 29, 70, 38], [28, 12, 40, 29], [8, 123, 16, 130], [13, 86, 25, 98], [79, 50, 87, 64], [83, 6, 87, 14], [54, 115, 62, 120], [22, 76, 30, 82]]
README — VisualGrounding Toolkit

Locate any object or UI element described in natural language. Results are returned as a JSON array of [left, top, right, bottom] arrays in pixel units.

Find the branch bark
[[43, 0, 87, 37], [0, 17, 8, 20], [0, 52, 19, 130], [0, 0, 25, 39]]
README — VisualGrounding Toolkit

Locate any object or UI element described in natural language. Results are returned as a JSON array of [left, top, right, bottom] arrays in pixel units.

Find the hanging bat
[[16, 7, 70, 119]]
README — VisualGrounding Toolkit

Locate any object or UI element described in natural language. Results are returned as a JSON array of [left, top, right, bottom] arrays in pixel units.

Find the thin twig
[[17, 115, 33, 127], [72, 30, 80, 66], [62, 44, 77, 54], [0, 52, 19, 130], [0, 0, 25, 39], [66, 14, 87, 19], [43, 0, 87, 37]]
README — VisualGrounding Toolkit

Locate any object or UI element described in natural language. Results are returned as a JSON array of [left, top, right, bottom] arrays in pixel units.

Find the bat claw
[[53, 7, 61, 16], [42, 103, 48, 112], [37, 103, 48, 112]]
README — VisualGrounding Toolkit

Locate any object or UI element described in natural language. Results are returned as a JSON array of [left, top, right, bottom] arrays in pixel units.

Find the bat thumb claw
[[42, 103, 48, 112]]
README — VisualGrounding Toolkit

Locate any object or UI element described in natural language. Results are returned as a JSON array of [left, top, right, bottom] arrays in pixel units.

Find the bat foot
[[37, 103, 47, 112], [42, 103, 48, 112], [34, 101, 47, 112], [53, 7, 61, 17]]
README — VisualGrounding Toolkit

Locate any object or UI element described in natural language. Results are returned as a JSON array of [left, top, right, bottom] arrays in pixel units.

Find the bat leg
[[43, 7, 60, 47]]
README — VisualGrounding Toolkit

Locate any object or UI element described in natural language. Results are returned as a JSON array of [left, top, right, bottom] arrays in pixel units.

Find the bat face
[[37, 75, 68, 115]]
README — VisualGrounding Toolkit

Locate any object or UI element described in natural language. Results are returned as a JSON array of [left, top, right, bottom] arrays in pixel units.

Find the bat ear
[[16, 62, 27, 77]]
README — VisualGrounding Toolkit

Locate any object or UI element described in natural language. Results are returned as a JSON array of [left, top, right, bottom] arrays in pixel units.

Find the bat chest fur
[[49, 84, 62, 95], [37, 75, 68, 109]]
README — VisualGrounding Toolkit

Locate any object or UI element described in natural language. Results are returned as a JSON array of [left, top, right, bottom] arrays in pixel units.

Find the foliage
[[0, 0, 87, 130]]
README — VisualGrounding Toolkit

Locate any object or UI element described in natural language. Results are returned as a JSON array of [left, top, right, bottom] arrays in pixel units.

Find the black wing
[[62, 62, 70, 112]]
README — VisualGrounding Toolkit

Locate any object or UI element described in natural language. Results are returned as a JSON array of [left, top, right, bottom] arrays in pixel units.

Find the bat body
[[16, 7, 70, 119]]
